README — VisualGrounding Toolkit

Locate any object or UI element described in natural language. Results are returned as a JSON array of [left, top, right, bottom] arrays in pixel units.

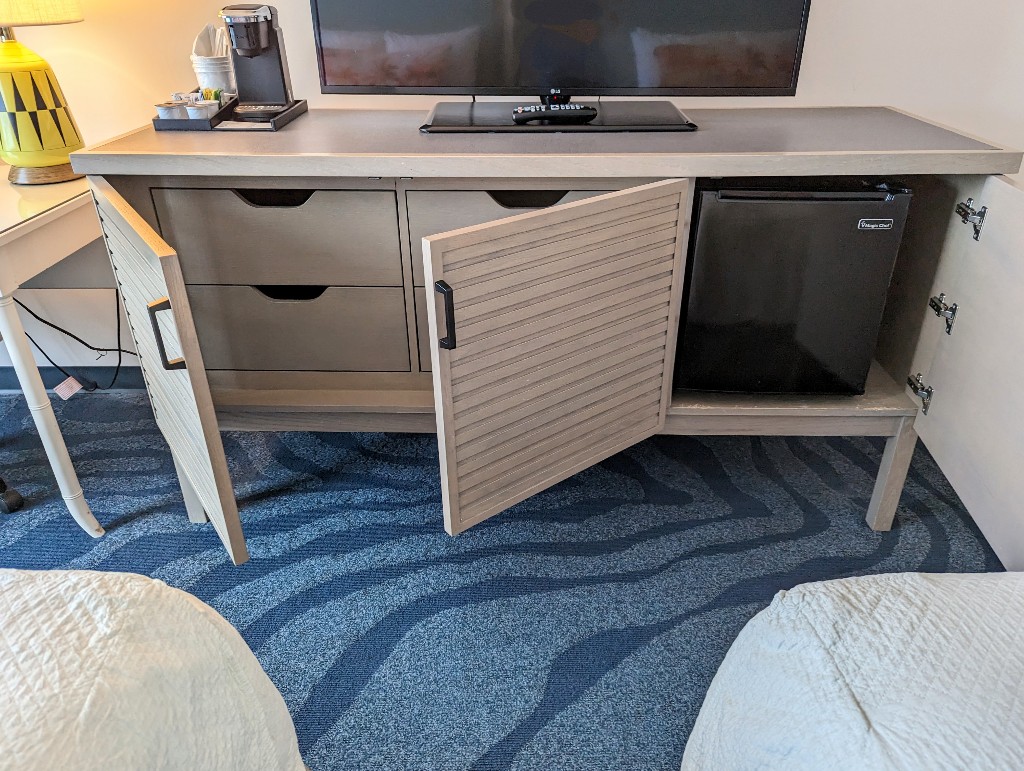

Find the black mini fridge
[[675, 180, 912, 395]]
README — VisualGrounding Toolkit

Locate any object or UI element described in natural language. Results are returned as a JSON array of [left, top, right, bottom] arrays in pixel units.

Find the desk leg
[[865, 416, 918, 532], [0, 294, 104, 537]]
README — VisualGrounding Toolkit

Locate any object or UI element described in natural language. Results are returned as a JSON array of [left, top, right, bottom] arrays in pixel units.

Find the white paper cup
[[191, 54, 236, 93]]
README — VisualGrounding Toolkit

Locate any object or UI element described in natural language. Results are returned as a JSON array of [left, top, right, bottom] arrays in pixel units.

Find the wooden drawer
[[152, 188, 403, 286], [187, 285, 410, 371], [406, 189, 611, 285]]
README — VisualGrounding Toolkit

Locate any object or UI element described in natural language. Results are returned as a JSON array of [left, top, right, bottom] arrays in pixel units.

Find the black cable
[[20, 289, 132, 391], [23, 331, 97, 390], [102, 288, 124, 390], [13, 297, 136, 357]]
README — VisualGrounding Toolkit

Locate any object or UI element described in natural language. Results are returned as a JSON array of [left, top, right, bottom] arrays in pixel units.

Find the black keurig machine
[[219, 4, 306, 126]]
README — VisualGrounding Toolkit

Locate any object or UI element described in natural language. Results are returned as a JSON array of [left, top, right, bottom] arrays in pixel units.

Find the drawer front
[[187, 286, 410, 371], [414, 287, 430, 372], [153, 188, 403, 286], [407, 190, 611, 285]]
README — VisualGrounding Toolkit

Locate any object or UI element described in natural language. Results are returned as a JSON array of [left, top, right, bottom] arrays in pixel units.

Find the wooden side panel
[[423, 179, 693, 535], [89, 177, 248, 565], [915, 176, 1024, 569]]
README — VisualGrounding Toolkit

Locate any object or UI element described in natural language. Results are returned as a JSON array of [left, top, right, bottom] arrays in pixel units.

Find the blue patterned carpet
[[0, 392, 1001, 770]]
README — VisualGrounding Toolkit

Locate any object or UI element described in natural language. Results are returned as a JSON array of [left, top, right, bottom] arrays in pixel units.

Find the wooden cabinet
[[92, 172, 967, 562], [78, 107, 1022, 564]]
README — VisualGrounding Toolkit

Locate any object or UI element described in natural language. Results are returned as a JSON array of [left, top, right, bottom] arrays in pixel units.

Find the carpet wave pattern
[[0, 393, 1001, 770]]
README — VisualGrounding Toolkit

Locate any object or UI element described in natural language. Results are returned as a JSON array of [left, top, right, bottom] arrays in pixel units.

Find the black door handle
[[435, 280, 456, 350], [146, 297, 186, 371]]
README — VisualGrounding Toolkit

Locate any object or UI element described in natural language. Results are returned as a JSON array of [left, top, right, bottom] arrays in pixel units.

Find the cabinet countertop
[[71, 106, 1021, 179]]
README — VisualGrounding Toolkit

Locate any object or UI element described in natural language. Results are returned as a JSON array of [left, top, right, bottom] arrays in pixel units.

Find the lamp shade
[[0, 0, 83, 26]]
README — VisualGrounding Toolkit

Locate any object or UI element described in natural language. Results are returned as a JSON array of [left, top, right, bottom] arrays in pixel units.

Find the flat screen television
[[311, 0, 812, 98]]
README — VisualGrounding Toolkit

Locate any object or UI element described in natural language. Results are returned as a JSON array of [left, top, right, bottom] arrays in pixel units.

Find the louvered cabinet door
[[423, 179, 693, 534], [90, 178, 248, 565]]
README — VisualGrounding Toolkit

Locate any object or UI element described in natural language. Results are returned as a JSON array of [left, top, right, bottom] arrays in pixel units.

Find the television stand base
[[420, 100, 698, 133]]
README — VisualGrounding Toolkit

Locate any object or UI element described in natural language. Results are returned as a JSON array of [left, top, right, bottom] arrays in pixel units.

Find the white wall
[[6, 0, 1024, 368]]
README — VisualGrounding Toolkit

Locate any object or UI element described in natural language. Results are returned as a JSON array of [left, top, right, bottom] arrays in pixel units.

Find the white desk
[[0, 177, 104, 537]]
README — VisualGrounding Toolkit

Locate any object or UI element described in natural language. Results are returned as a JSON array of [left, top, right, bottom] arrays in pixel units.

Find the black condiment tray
[[152, 98, 308, 132], [216, 100, 308, 132], [153, 97, 238, 132]]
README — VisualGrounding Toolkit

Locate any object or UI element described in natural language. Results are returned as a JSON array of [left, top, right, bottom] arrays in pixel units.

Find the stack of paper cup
[[192, 55, 234, 93], [191, 23, 236, 93]]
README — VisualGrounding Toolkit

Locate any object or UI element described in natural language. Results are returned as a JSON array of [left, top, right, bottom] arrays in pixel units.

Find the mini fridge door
[[676, 186, 912, 394]]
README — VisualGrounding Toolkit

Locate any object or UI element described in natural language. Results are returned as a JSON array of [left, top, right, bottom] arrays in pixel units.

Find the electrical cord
[[17, 289, 132, 392], [23, 331, 96, 389], [13, 297, 136, 357]]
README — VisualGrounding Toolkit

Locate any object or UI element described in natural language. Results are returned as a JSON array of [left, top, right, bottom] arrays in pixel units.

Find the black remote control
[[512, 103, 598, 125]]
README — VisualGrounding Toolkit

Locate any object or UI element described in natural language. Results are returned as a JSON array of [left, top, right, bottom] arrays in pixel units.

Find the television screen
[[311, 0, 811, 96]]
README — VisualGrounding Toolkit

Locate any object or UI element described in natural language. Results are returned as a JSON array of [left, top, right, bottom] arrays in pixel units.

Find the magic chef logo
[[858, 219, 894, 231]]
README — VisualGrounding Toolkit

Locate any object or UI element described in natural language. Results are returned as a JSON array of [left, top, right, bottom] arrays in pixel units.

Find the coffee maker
[[219, 4, 305, 125]]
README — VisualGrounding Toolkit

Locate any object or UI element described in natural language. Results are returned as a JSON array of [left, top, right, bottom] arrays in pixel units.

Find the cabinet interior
[[105, 172, 963, 433]]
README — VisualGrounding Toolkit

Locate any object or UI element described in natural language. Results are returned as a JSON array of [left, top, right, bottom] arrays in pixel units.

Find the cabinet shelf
[[212, 386, 436, 433], [664, 362, 917, 436], [211, 362, 916, 438]]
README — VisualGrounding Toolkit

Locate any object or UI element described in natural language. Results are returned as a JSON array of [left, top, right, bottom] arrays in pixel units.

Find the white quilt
[[0, 570, 305, 771], [682, 572, 1024, 770]]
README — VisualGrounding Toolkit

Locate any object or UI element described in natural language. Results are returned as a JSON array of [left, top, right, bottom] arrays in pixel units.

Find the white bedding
[[0, 570, 305, 771], [682, 572, 1024, 770]]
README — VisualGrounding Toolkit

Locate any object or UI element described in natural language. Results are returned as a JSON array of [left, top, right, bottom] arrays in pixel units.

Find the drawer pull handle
[[233, 189, 316, 208], [146, 297, 186, 371], [435, 280, 457, 350], [254, 285, 328, 301], [486, 190, 569, 209]]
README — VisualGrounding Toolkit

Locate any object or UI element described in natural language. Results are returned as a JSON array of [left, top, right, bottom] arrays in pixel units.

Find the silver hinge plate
[[928, 292, 958, 335], [907, 373, 934, 415], [955, 197, 987, 241]]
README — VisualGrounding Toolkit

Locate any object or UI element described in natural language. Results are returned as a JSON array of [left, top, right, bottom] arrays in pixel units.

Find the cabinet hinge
[[907, 373, 934, 415], [955, 197, 987, 241], [928, 292, 958, 335]]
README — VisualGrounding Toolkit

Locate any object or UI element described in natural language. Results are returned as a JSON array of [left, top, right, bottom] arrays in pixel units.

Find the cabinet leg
[[866, 416, 918, 531], [172, 455, 208, 524], [0, 294, 104, 537]]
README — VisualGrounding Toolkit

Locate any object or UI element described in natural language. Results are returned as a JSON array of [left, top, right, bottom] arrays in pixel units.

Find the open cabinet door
[[90, 178, 248, 565], [913, 176, 1024, 569], [423, 179, 692, 534]]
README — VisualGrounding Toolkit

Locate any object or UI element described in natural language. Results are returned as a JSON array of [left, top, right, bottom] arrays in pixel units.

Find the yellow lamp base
[[0, 40, 85, 186], [8, 161, 82, 185]]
